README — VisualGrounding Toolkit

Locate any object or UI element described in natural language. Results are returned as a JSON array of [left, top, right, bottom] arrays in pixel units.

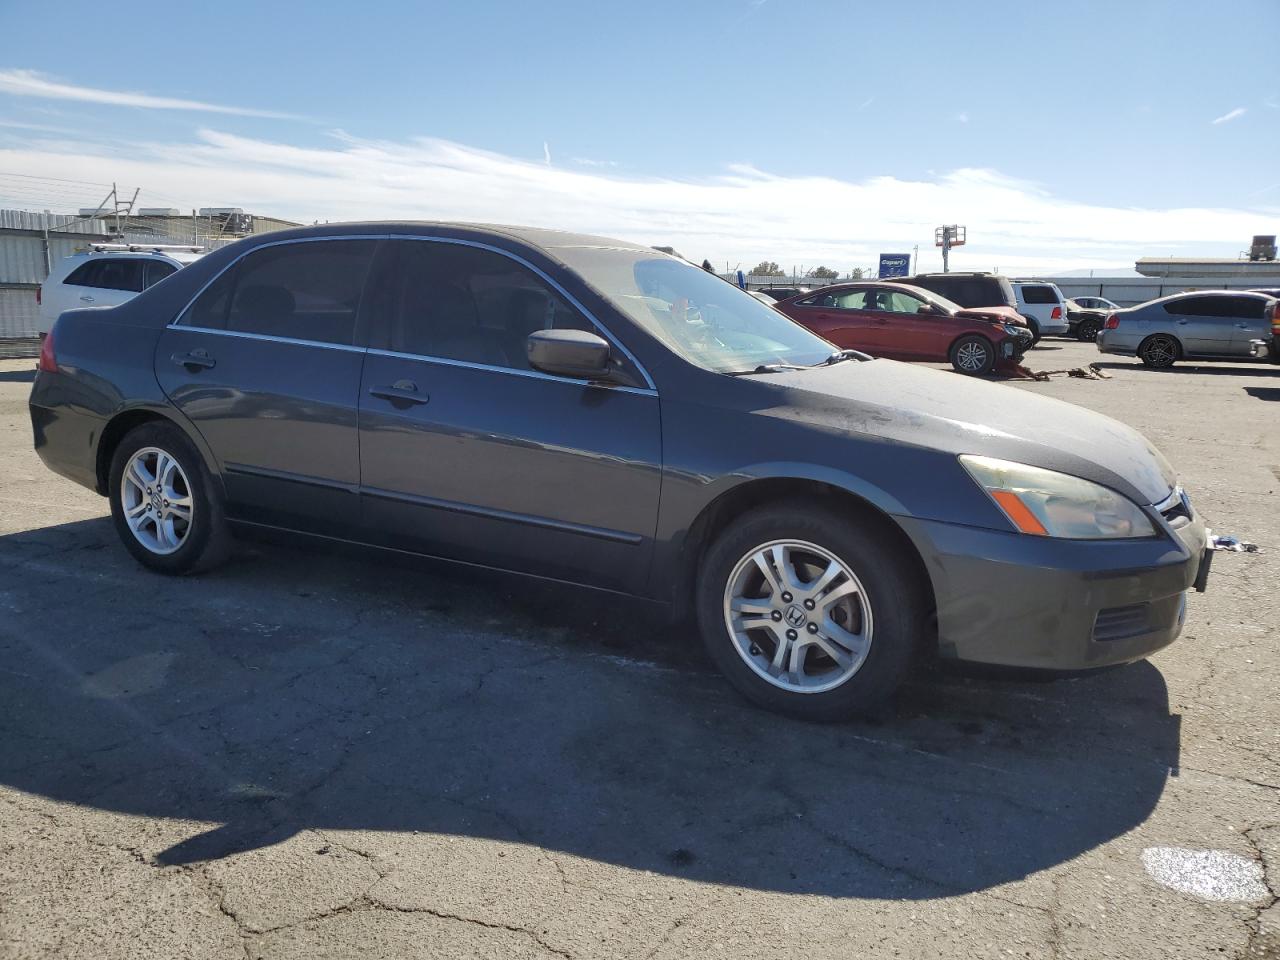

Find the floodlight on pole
[[934, 224, 966, 273]]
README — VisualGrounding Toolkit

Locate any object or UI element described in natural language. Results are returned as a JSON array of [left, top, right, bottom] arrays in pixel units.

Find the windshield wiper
[[724, 363, 807, 376], [819, 349, 870, 366]]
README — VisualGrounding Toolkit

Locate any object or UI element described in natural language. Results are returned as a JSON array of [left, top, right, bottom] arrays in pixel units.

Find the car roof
[[1139, 289, 1273, 307]]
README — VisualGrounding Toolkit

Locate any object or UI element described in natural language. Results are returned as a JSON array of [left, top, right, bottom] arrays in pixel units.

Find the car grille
[[1155, 487, 1192, 530], [1093, 603, 1152, 642]]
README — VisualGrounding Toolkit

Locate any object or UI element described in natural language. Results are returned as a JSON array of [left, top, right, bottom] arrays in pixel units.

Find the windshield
[[550, 247, 836, 372]]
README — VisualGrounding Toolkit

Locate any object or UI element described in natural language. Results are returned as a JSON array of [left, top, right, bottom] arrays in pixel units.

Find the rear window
[[1019, 284, 1059, 305], [64, 258, 145, 293]]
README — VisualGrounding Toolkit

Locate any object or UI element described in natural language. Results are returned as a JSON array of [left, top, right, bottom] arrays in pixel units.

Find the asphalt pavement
[[0, 341, 1276, 959]]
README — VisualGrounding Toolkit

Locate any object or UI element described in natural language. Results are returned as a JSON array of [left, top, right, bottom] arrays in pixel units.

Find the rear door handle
[[369, 379, 429, 406], [79, 295, 95, 303], [171, 350, 215, 370], [1235, 323, 1251, 329]]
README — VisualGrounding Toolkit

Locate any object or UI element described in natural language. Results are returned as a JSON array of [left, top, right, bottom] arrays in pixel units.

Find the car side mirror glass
[[527, 328, 613, 381]]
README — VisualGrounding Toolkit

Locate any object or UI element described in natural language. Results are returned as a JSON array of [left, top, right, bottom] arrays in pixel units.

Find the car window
[[881, 290, 927, 314], [217, 240, 375, 345], [794, 289, 866, 309], [381, 240, 600, 373], [1019, 284, 1058, 305], [145, 261, 178, 289], [1164, 295, 1230, 319], [63, 261, 100, 287], [64, 258, 144, 292], [1225, 297, 1266, 320]]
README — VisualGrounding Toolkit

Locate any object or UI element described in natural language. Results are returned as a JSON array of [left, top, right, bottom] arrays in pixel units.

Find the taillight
[[35, 286, 41, 306], [1104, 314, 1120, 330], [37, 328, 56, 373], [1271, 301, 1279, 334], [1051, 306, 1062, 320]]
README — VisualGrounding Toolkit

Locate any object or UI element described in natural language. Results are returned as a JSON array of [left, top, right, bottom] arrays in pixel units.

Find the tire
[[1138, 334, 1179, 369], [1076, 318, 1102, 342], [695, 502, 929, 721], [948, 334, 996, 375], [1025, 317, 1042, 345], [108, 421, 231, 574]]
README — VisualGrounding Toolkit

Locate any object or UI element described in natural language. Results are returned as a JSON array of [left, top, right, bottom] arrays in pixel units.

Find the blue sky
[[0, 0, 1276, 274]]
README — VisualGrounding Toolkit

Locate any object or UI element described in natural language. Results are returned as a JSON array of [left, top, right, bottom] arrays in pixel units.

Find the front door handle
[[1235, 323, 1251, 330], [369, 379, 429, 406], [79, 295, 95, 303], [172, 350, 215, 371]]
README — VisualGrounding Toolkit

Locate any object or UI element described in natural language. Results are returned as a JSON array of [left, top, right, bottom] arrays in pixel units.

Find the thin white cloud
[[0, 68, 305, 120], [955, 111, 969, 124], [542, 141, 551, 166], [857, 96, 874, 112], [571, 156, 619, 168], [0, 127, 1268, 274], [1211, 106, 1246, 125]]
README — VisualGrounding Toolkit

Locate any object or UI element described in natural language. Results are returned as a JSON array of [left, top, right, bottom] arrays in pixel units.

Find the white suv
[[1011, 281, 1070, 340], [37, 244, 204, 334]]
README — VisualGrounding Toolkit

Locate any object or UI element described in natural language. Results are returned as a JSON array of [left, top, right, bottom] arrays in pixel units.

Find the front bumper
[[897, 507, 1207, 670]]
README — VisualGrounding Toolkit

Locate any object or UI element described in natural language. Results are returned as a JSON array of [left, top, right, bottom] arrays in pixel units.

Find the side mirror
[[527, 328, 613, 380]]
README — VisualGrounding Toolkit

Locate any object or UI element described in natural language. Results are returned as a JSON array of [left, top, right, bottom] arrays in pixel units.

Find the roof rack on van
[[87, 243, 204, 254]]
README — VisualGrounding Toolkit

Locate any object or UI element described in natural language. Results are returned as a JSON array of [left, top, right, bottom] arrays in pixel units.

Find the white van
[[37, 244, 204, 334], [1011, 281, 1070, 340]]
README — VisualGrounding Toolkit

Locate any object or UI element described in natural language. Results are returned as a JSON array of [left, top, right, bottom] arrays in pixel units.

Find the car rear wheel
[[1139, 334, 1179, 369], [1076, 318, 1102, 342], [949, 335, 996, 375], [108, 421, 231, 574], [695, 503, 927, 720]]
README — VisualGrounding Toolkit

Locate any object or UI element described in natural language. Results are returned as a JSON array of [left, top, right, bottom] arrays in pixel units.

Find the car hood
[[762, 359, 1177, 505], [955, 306, 1025, 326]]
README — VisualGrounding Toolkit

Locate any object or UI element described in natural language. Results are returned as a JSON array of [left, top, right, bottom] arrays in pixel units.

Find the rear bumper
[[1096, 329, 1140, 356], [897, 510, 1207, 670], [30, 395, 104, 493]]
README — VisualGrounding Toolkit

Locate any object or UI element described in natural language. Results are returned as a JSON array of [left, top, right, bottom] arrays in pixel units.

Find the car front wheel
[[949, 335, 996, 375], [108, 421, 231, 574], [695, 503, 927, 720]]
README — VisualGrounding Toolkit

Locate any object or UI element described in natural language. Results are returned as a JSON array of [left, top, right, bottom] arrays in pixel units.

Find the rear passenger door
[[784, 290, 874, 349], [1163, 296, 1233, 356], [356, 239, 662, 593], [155, 238, 377, 535]]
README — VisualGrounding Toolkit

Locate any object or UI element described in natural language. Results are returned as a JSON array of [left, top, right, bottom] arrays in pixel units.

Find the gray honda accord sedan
[[29, 222, 1211, 719]]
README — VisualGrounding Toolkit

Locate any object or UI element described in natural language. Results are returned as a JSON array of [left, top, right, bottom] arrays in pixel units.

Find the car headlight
[[960, 455, 1157, 539], [1003, 323, 1020, 336]]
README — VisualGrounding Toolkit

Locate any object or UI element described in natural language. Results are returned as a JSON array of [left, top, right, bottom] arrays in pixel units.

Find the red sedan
[[773, 281, 1030, 375]]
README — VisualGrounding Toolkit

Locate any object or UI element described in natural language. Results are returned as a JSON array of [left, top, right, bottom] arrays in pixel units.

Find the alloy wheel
[[120, 446, 194, 555], [722, 539, 873, 694], [1142, 336, 1177, 367], [955, 340, 991, 373]]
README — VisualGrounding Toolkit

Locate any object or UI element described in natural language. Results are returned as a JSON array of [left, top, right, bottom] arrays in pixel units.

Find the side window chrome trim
[[397, 235, 657, 392], [168, 324, 368, 354], [366, 347, 657, 397]]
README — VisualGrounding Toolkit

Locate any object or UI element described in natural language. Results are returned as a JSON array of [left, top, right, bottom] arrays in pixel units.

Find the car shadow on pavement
[[1093, 360, 1278, 377], [0, 367, 35, 384], [1244, 386, 1280, 401], [0, 517, 1182, 900]]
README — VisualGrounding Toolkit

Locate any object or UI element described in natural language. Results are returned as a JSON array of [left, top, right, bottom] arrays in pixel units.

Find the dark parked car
[[1097, 290, 1279, 368], [773, 281, 1029, 374], [30, 223, 1211, 719], [1065, 298, 1120, 342], [753, 285, 810, 300]]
